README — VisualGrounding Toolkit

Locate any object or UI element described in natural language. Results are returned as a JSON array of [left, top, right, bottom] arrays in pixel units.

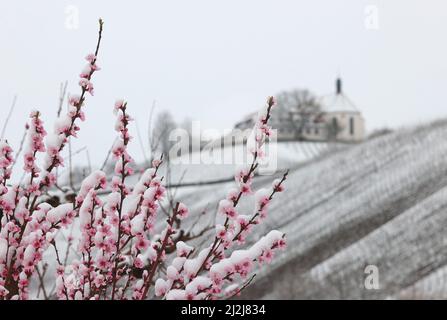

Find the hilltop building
[[233, 77, 365, 143]]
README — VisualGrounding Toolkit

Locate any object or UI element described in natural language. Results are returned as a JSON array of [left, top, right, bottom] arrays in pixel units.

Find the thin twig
[[1, 95, 17, 139], [57, 81, 68, 117], [63, 146, 87, 160], [227, 274, 257, 299], [35, 265, 49, 300], [11, 124, 28, 170], [85, 148, 92, 174], [147, 100, 156, 162], [100, 137, 118, 171], [68, 138, 75, 192], [135, 119, 149, 165]]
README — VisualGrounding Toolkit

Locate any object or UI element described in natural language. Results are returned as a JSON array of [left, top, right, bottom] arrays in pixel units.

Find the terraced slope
[[173, 119, 447, 299]]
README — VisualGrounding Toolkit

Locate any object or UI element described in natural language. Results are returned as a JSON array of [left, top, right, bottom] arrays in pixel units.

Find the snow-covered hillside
[[170, 119, 447, 299]]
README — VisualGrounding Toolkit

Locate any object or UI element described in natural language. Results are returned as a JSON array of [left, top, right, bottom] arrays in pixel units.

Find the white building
[[319, 77, 365, 142], [233, 77, 365, 143]]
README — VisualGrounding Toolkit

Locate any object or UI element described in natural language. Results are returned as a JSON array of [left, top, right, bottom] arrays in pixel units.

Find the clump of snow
[[46, 203, 73, 224], [176, 241, 194, 257]]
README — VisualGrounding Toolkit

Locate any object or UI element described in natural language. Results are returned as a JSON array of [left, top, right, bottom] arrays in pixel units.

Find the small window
[[349, 117, 354, 135], [315, 128, 319, 135], [332, 117, 337, 128]]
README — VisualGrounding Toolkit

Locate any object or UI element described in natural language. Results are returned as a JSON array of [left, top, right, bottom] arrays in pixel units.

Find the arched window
[[332, 117, 337, 127], [330, 117, 338, 140], [349, 117, 354, 135]]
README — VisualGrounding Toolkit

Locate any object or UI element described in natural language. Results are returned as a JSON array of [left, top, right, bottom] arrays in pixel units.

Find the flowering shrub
[[0, 19, 287, 300]]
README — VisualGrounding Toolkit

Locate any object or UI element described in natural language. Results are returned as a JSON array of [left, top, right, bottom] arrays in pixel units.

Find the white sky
[[1, 0, 447, 167]]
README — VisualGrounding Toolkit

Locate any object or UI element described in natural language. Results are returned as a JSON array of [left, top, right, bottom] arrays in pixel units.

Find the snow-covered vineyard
[[164, 119, 447, 299], [144, 141, 333, 186]]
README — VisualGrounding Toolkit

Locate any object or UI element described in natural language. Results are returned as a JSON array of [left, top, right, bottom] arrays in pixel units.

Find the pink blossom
[[80, 64, 92, 78], [154, 279, 168, 297], [152, 159, 162, 167], [272, 178, 285, 192], [218, 199, 238, 219], [177, 202, 189, 219], [176, 241, 193, 257], [134, 257, 144, 269], [79, 78, 94, 95], [216, 224, 227, 240], [135, 236, 150, 251], [114, 99, 125, 112], [239, 182, 252, 195], [85, 53, 96, 63]]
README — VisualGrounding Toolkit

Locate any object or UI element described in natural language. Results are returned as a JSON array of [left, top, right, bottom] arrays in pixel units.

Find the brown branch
[[140, 202, 180, 299], [232, 170, 288, 243]]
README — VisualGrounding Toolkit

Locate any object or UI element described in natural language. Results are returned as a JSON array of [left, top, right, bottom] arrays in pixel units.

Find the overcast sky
[[1, 0, 447, 167]]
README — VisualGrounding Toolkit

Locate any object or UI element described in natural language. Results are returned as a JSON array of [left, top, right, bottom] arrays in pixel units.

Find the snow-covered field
[[155, 141, 335, 185]]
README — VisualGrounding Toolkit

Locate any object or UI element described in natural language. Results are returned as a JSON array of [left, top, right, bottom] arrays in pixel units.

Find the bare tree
[[152, 110, 177, 159], [179, 117, 201, 153], [274, 89, 321, 140]]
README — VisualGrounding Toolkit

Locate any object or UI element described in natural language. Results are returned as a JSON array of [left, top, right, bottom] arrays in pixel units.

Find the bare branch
[[11, 124, 28, 170], [1, 95, 18, 140], [135, 118, 149, 166], [100, 136, 118, 171], [57, 81, 68, 117]]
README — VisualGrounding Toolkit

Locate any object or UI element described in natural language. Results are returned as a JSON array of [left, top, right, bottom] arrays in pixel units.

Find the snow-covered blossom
[[23, 111, 46, 179], [176, 241, 194, 257], [76, 170, 107, 206], [46, 203, 74, 224], [0, 141, 13, 188], [154, 278, 169, 297], [255, 188, 271, 212], [218, 199, 238, 219], [272, 178, 285, 192]]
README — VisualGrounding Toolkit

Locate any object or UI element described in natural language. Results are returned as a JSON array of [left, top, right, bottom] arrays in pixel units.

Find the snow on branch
[[0, 19, 287, 300]]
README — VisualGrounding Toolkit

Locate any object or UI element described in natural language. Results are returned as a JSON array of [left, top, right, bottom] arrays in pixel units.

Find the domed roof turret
[[320, 77, 360, 113]]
